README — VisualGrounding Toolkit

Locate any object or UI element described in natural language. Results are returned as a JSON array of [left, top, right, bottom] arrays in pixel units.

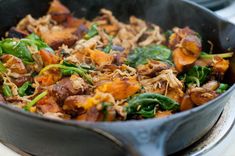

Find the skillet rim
[[0, 0, 234, 126]]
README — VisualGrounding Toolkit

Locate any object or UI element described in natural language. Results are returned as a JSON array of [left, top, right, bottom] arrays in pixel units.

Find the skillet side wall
[[0, 105, 126, 156], [0, 0, 235, 155], [166, 92, 232, 154]]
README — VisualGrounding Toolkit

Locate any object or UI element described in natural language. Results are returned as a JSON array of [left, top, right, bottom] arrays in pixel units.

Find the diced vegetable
[[172, 48, 198, 72], [126, 93, 179, 118], [97, 77, 140, 100], [2, 84, 12, 97], [127, 45, 172, 67], [84, 24, 98, 39], [216, 83, 229, 94], [24, 91, 48, 111], [39, 50, 59, 66]]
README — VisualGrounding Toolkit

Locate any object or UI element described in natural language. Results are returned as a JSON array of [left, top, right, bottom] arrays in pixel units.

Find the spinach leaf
[[126, 93, 179, 118], [126, 45, 172, 67], [183, 66, 211, 87], [18, 81, 34, 97], [2, 84, 12, 97], [216, 83, 229, 94], [0, 33, 54, 62], [84, 24, 98, 40], [0, 38, 33, 62]]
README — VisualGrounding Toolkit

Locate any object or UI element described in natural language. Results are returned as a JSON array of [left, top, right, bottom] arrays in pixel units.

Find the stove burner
[[190, 0, 233, 10]]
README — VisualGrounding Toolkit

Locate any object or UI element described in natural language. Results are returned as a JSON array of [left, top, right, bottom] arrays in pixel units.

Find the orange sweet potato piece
[[97, 77, 140, 100], [170, 27, 201, 72], [180, 95, 194, 111], [156, 111, 172, 118], [86, 48, 113, 66], [64, 16, 86, 28], [39, 28, 78, 50], [173, 48, 197, 72], [48, 0, 70, 23], [39, 50, 60, 66], [35, 70, 62, 86], [212, 56, 229, 75], [37, 96, 61, 113]]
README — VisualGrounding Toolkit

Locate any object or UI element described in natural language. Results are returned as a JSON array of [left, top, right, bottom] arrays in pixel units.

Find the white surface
[[0, 144, 19, 156]]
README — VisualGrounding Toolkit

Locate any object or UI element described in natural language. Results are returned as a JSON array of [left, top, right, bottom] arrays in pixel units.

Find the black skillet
[[0, 0, 235, 156]]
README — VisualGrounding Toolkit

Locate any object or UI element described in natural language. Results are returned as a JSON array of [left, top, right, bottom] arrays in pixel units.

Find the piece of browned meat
[[48, 75, 88, 104], [189, 87, 218, 105]]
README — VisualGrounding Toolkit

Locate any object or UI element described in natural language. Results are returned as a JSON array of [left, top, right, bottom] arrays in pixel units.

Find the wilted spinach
[[126, 93, 179, 118], [18, 81, 35, 97], [0, 38, 34, 62], [182, 66, 211, 87], [0, 33, 53, 62], [126, 45, 172, 67]]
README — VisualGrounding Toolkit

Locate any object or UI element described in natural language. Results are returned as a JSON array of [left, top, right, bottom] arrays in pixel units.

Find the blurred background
[[191, 0, 235, 23]]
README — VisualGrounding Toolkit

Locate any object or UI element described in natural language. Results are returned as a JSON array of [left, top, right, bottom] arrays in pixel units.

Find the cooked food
[[0, 0, 233, 121]]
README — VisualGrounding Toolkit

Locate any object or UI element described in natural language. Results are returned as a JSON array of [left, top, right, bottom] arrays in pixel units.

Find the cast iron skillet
[[0, 0, 235, 156]]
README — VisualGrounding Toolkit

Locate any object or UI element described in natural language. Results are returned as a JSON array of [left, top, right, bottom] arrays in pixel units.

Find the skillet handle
[[88, 118, 180, 156]]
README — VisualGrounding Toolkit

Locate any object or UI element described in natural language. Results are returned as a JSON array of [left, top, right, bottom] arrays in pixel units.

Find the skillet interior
[[0, 0, 235, 155]]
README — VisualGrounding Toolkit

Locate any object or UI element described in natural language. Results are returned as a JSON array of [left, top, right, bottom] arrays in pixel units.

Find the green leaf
[[126, 93, 179, 118], [0, 38, 33, 62], [2, 84, 12, 97], [216, 83, 229, 94], [184, 66, 211, 87], [0, 33, 54, 63], [126, 45, 172, 67], [18, 81, 34, 97], [84, 24, 98, 40]]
